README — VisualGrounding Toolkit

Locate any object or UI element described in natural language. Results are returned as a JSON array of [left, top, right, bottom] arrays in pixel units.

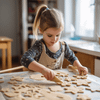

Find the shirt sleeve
[[20, 40, 42, 68], [64, 42, 78, 65]]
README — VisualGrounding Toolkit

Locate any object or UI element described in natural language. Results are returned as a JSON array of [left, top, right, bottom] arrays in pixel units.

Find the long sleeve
[[64, 42, 78, 64], [21, 40, 42, 68]]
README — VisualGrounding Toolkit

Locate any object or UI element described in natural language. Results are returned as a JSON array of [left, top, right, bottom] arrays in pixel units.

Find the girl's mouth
[[51, 42, 55, 44]]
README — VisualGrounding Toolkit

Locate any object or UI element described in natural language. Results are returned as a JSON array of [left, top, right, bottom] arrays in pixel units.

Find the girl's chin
[[47, 43, 54, 46]]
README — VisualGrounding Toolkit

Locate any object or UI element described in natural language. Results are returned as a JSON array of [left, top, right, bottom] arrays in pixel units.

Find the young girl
[[21, 4, 88, 80]]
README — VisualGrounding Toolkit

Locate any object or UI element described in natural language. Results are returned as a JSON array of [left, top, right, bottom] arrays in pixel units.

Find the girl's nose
[[52, 36, 56, 41]]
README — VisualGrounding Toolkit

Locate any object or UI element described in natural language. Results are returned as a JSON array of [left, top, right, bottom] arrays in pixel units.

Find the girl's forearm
[[28, 61, 46, 74], [73, 60, 82, 68], [73, 60, 88, 75]]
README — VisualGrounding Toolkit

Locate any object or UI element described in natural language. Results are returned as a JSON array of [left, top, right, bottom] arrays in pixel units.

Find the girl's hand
[[77, 66, 88, 75], [41, 68, 55, 80]]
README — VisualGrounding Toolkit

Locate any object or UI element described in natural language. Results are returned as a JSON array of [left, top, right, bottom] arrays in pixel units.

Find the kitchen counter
[[64, 39, 100, 57]]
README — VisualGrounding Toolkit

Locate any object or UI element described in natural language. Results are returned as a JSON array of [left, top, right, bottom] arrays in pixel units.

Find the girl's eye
[[48, 35, 52, 37], [56, 35, 60, 37]]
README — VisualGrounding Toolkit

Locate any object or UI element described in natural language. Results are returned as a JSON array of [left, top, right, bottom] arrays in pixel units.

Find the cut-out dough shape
[[57, 81, 71, 87], [14, 87, 29, 93], [55, 71, 69, 77], [64, 86, 84, 94], [4, 91, 19, 97], [54, 92, 72, 100], [1, 88, 9, 92], [24, 91, 33, 97], [0, 80, 4, 83], [85, 87, 100, 92], [40, 89, 72, 100], [64, 77, 77, 82], [73, 74, 87, 79], [30, 74, 46, 80], [34, 93, 44, 99], [0, 76, 4, 83], [6, 95, 25, 100], [10, 76, 24, 82], [72, 79, 91, 86], [67, 65, 78, 73], [8, 81, 18, 84], [1, 82, 72, 100], [77, 94, 91, 100], [48, 86, 63, 92]]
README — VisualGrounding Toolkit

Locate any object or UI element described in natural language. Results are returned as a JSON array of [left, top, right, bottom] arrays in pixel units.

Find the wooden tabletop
[[0, 36, 13, 42], [0, 69, 100, 100]]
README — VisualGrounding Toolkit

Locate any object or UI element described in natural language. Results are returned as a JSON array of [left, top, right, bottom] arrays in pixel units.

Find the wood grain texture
[[74, 51, 94, 74], [62, 51, 95, 74]]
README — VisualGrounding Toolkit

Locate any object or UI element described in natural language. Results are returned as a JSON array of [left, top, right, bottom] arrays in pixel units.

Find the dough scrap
[[77, 94, 91, 100], [64, 86, 84, 94]]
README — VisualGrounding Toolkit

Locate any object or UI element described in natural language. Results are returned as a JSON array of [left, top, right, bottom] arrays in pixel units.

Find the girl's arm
[[21, 40, 55, 80], [73, 60, 88, 75], [64, 42, 88, 75], [28, 60, 55, 80]]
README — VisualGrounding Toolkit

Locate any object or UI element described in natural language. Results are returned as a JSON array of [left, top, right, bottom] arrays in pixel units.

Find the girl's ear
[[38, 27, 43, 34]]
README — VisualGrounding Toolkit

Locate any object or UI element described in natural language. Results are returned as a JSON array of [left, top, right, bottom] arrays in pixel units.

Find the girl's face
[[40, 27, 62, 46]]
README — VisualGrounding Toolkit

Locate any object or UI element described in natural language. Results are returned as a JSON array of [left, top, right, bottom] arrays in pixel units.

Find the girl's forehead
[[45, 27, 62, 34]]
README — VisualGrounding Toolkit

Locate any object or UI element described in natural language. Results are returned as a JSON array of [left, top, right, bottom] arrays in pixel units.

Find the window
[[75, 0, 96, 40], [64, 0, 100, 42]]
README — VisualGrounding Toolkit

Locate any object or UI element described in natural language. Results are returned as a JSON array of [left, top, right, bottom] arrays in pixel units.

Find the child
[[21, 4, 88, 80]]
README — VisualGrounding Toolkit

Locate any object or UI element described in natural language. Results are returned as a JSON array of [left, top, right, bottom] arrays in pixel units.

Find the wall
[[0, 0, 20, 57], [0, 0, 65, 57], [57, 0, 65, 37]]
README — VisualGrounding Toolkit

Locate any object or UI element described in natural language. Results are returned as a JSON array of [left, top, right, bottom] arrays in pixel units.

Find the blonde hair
[[33, 4, 64, 40]]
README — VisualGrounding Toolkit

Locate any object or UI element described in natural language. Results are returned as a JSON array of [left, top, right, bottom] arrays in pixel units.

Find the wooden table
[[0, 68, 100, 100], [0, 37, 13, 70]]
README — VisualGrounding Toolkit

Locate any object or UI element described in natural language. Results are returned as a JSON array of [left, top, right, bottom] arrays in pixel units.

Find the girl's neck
[[46, 41, 60, 53]]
